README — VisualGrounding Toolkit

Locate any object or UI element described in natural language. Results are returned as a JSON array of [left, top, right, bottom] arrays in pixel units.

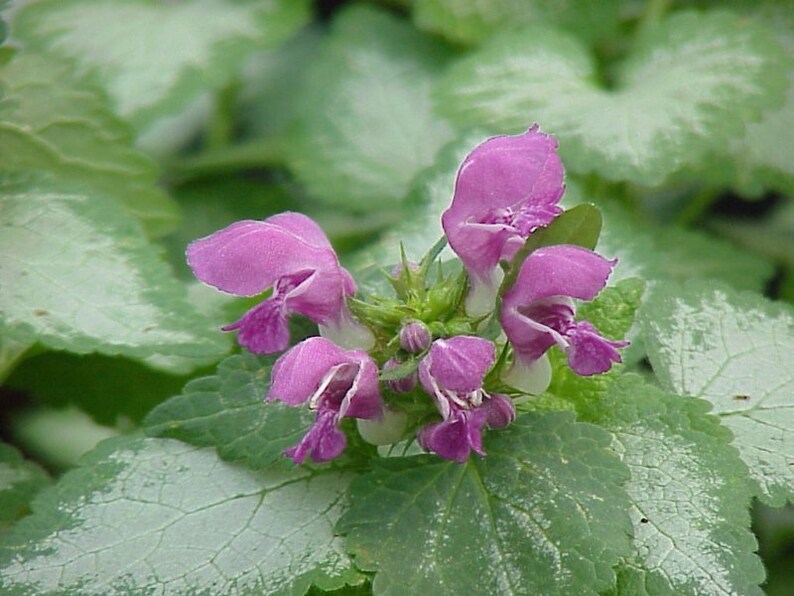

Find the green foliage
[[0, 53, 179, 236], [412, 0, 622, 46], [0, 436, 362, 595], [0, 178, 227, 370], [574, 375, 765, 595], [286, 5, 456, 211], [436, 11, 791, 185], [11, 0, 310, 132], [0, 443, 50, 531], [145, 352, 313, 470], [642, 281, 794, 506], [338, 411, 632, 595]]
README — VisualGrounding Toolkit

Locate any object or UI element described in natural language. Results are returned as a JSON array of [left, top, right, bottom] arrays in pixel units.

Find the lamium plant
[[2, 1, 794, 594], [187, 127, 627, 465]]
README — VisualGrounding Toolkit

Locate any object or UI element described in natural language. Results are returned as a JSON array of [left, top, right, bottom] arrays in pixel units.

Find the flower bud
[[399, 321, 432, 354], [482, 394, 516, 429], [383, 358, 417, 393]]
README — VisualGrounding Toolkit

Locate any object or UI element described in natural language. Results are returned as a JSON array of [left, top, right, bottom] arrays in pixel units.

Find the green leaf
[[0, 178, 228, 371], [0, 52, 180, 236], [145, 353, 313, 470], [574, 375, 765, 595], [0, 435, 362, 595], [0, 443, 50, 531], [694, 1, 794, 197], [6, 352, 203, 425], [597, 202, 775, 292], [436, 11, 791, 185], [338, 411, 632, 594], [577, 277, 645, 341], [642, 281, 794, 506], [11, 0, 310, 131], [412, 0, 621, 46], [286, 5, 456, 211]]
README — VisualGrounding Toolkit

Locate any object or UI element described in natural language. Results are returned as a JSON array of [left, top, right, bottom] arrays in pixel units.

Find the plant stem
[[168, 137, 288, 181], [635, 0, 672, 41], [677, 186, 720, 227]]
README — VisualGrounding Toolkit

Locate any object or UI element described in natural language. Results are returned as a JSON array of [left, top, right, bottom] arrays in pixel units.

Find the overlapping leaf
[[412, 0, 621, 45], [286, 5, 456, 210], [145, 352, 312, 470], [11, 0, 310, 131], [0, 178, 227, 370], [0, 53, 179, 236], [338, 411, 632, 595], [0, 436, 361, 595], [0, 443, 50, 531], [572, 375, 764, 595], [436, 10, 790, 185], [642, 281, 794, 506]]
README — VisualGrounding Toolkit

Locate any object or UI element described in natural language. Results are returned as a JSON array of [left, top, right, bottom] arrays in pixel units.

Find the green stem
[[677, 187, 720, 227], [635, 0, 672, 41], [167, 137, 288, 181], [204, 82, 239, 151]]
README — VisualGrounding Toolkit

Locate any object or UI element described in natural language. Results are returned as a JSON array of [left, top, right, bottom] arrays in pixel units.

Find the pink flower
[[500, 245, 627, 381], [441, 126, 564, 314], [268, 337, 383, 464], [187, 212, 366, 354], [417, 336, 515, 463]]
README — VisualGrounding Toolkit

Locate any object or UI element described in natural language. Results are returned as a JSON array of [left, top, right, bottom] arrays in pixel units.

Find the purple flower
[[267, 337, 383, 464], [500, 245, 628, 383], [441, 126, 565, 315], [417, 336, 515, 463], [187, 212, 370, 354]]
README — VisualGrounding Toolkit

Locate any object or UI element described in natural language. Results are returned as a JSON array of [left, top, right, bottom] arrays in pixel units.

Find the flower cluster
[[187, 126, 627, 465]]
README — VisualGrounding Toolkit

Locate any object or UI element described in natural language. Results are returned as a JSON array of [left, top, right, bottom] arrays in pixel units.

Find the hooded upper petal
[[268, 337, 383, 419], [268, 337, 351, 406], [502, 244, 616, 307], [187, 215, 342, 297], [419, 336, 496, 395], [441, 126, 565, 285]]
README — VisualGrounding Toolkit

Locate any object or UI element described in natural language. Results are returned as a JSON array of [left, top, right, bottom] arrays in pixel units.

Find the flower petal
[[418, 409, 488, 463], [502, 245, 616, 308], [420, 336, 496, 395], [222, 298, 290, 354], [339, 353, 383, 420], [442, 126, 565, 283], [565, 321, 628, 376], [186, 215, 340, 297], [267, 337, 349, 406], [284, 408, 347, 464]]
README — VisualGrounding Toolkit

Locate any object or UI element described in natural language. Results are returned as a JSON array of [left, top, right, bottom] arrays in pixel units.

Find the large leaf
[[573, 375, 764, 595], [286, 5, 456, 211], [338, 411, 632, 594], [0, 443, 50, 531], [412, 0, 621, 46], [0, 436, 362, 595], [0, 178, 228, 370], [642, 281, 794, 506], [145, 352, 313, 470], [11, 0, 310, 131], [0, 53, 179, 236], [436, 11, 790, 185]]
